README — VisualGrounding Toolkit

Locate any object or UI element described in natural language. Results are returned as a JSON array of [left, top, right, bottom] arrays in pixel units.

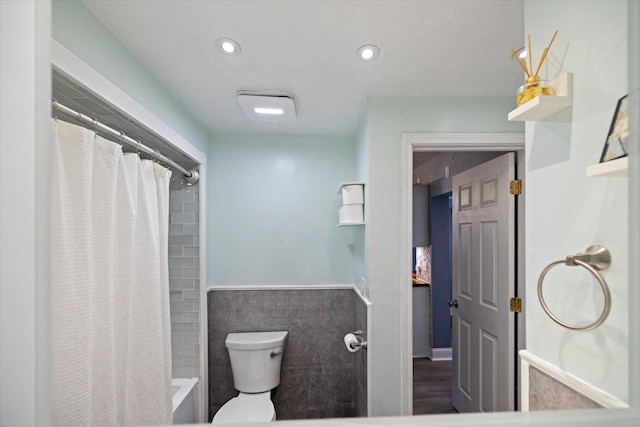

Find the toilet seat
[[212, 392, 276, 424]]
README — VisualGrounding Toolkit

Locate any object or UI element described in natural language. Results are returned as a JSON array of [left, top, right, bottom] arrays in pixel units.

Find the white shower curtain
[[51, 119, 173, 426]]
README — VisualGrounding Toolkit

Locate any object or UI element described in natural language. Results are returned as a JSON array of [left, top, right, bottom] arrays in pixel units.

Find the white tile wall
[[169, 176, 200, 378]]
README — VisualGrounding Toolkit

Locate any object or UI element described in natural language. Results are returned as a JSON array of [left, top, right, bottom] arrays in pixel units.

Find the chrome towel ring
[[537, 245, 612, 331]]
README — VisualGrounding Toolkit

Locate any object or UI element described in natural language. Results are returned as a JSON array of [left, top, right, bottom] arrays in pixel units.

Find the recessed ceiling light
[[512, 47, 527, 60], [221, 42, 235, 53], [216, 37, 241, 56], [357, 44, 380, 61]]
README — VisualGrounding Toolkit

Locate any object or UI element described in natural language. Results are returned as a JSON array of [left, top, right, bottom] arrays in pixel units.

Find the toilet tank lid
[[226, 331, 288, 350]]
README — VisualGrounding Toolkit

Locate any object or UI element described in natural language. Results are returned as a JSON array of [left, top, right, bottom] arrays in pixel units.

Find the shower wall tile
[[207, 288, 358, 421], [183, 267, 200, 278], [528, 366, 602, 411], [183, 312, 200, 323], [170, 257, 195, 268], [172, 212, 196, 225], [183, 333, 199, 345], [183, 290, 200, 300], [170, 234, 195, 246], [184, 202, 198, 212], [184, 225, 199, 235], [171, 190, 196, 202], [169, 224, 183, 234], [169, 177, 201, 379], [168, 246, 183, 257]]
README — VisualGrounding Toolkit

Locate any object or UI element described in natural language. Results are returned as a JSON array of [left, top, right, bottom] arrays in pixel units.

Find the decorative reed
[[511, 30, 559, 78], [534, 31, 558, 77]]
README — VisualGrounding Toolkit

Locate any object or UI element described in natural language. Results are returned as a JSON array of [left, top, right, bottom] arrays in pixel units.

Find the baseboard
[[206, 284, 354, 291], [430, 347, 452, 361]]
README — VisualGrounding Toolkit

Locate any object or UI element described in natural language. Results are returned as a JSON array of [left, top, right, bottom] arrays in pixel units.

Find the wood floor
[[413, 358, 457, 415]]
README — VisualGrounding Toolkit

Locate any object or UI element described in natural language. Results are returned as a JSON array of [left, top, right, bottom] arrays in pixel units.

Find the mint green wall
[[52, 0, 209, 153], [524, 0, 629, 402], [207, 134, 357, 287], [354, 109, 369, 297], [364, 96, 523, 416]]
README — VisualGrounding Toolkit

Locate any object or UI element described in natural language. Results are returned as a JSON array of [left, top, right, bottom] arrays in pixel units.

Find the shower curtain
[[51, 119, 173, 425]]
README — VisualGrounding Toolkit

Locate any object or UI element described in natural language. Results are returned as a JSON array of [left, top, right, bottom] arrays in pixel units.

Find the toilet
[[212, 331, 288, 424]]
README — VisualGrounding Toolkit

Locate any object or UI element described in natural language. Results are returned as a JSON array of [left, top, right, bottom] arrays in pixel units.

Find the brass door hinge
[[510, 297, 522, 313], [510, 180, 522, 195]]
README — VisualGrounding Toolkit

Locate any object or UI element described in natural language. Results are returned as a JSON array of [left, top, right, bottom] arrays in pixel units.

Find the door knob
[[448, 300, 458, 308]]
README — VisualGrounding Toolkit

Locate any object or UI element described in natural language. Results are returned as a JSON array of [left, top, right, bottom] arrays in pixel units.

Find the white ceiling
[[83, 0, 524, 136]]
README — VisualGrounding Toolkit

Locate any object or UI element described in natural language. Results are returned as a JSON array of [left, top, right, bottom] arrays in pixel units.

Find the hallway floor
[[413, 358, 457, 415]]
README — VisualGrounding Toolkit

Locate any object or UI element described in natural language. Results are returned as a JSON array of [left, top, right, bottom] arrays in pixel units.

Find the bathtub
[[172, 377, 199, 424]]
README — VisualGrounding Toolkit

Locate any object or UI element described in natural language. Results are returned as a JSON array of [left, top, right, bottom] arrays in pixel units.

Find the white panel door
[[451, 153, 516, 413]]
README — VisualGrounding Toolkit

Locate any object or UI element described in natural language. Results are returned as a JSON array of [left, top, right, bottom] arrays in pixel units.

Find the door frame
[[400, 133, 525, 415]]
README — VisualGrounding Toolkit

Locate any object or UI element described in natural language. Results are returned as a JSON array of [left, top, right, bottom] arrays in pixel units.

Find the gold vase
[[516, 76, 555, 107]]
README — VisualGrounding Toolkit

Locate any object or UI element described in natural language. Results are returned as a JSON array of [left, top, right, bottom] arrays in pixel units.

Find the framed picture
[[599, 95, 629, 163]]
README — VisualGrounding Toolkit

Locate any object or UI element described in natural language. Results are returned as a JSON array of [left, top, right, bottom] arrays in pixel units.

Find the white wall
[[0, 1, 51, 425], [628, 0, 640, 409], [524, 0, 629, 402]]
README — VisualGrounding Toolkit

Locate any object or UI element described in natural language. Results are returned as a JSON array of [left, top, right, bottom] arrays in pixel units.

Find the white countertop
[[190, 408, 640, 427]]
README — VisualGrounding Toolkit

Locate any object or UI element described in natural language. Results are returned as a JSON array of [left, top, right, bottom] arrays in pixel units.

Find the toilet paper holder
[[345, 330, 368, 351]]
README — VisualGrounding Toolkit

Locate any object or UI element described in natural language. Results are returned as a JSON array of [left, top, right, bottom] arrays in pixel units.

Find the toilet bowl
[[212, 392, 276, 424], [211, 331, 288, 424]]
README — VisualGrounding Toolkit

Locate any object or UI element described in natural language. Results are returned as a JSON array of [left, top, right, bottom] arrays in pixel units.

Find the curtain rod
[[52, 99, 199, 184]]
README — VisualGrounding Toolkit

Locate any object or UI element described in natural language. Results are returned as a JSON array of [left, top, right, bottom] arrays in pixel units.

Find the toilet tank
[[225, 331, 288, 393]]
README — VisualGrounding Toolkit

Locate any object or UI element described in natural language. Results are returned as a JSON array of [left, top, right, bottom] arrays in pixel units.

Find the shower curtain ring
[[135, 139, 141, 154], [52, 98, 59, 120], [91, 117, 98, 131], [118, 131, 125, 146]]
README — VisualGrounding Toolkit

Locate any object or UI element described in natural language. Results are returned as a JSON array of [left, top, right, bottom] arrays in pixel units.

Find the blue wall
[[207, 134, 358, 287], [429, 192, 452, 349]]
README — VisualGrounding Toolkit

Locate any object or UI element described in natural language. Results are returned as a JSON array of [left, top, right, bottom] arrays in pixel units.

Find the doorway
[[413, 191, 454, 415], [429, 192, 453, 359], [414, 153, 509, 414], [401, 133, 525, 416]]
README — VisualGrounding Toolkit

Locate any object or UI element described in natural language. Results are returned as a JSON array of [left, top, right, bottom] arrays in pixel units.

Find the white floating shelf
[[336, 181, 365, 194], [508, 96, 573, 121], [586, 157, 628, 177], [508, 73, 573, 122], [336, 222, 365, 227]]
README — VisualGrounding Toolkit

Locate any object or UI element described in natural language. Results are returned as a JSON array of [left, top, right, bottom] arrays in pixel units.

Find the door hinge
[[510, 297, 522, 313], [510, 180, 522, 195]]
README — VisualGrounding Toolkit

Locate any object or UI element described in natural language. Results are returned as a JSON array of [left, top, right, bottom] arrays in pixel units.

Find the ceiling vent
[[236, 91, 296, 122]]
